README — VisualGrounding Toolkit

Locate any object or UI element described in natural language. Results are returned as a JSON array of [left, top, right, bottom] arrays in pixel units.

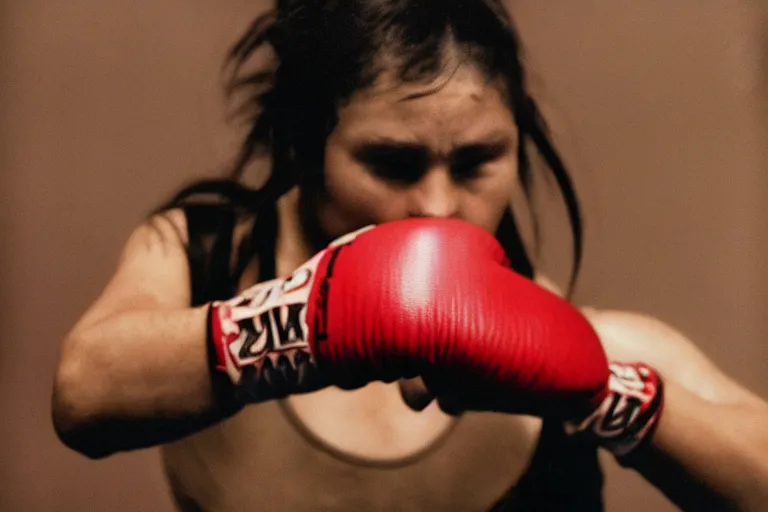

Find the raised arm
[[52, 210, 241, 459], [586, 309, 768, 510]]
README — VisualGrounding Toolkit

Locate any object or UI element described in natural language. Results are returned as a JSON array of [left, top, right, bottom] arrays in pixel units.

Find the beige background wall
[[1, 2, 765, 510]]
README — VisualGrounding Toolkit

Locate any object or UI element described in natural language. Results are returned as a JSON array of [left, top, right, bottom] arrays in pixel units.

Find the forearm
[[53, 306, 241, 458], [626, 380, 768, 510]]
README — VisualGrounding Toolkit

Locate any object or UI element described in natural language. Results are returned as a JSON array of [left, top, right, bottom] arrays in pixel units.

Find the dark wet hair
[[158, 0, 583, 295]]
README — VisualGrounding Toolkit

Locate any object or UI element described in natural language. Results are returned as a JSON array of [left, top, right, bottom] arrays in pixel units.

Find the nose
[[407, 166, 460, 219]]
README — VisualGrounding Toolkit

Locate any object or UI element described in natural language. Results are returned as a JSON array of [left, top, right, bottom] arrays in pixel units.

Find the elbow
[[51, 397, 115, 460], [51, 345, 117, 460], [52, 409, 114, 460]]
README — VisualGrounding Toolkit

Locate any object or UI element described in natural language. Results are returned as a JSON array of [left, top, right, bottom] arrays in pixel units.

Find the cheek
[[460, 168, 518, 232], [460, 189, 510, 233]]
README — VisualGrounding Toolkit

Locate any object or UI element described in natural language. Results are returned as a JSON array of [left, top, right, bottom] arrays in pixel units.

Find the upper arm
[[68, 209, 192, 336], [584, 308, 766, 408]]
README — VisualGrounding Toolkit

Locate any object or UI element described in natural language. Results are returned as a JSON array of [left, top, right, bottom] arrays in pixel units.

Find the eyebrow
[[350, 131, 514, 162], [450, 139, 511, 165], [351, 141, 430, 170]]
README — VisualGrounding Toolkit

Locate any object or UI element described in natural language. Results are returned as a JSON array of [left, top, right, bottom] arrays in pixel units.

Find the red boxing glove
[[315, 218, 611, 418], [210, 218, 609, 419]]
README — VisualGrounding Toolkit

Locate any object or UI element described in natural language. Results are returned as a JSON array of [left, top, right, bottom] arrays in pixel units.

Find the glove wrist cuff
[[206, 258, 324, 402], [564, 362, 664, 462], [208, 301, 244, 385], [205, 303, 247, 413]]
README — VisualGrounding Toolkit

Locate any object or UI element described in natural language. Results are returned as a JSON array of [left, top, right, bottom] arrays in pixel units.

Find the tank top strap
[[183, 201, 279, 306], [183, 204, 238, 306]]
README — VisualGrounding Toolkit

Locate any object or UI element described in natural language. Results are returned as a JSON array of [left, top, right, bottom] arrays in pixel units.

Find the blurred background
[[1, 1, 766, 510]]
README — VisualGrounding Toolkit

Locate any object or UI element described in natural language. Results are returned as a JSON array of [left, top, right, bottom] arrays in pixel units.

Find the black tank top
[[179, 203, 605, 511]]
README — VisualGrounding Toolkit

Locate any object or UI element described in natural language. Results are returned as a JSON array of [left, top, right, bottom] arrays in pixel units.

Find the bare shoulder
[[112, 208, 190, 299], [69, 208, 192, 333], [582, 308, 765, 407]]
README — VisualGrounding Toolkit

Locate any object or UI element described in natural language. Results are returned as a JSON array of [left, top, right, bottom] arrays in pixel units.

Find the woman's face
[[318, 63, 520, 239]]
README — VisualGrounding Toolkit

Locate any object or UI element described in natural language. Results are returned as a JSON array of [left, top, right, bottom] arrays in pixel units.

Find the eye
[[450, 142, 509, 182], [450, 159, 483, 181], [353, 144, 429, 184]]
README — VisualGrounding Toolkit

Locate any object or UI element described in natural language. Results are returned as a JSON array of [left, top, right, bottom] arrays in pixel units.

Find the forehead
[[332, 64, 517, 146]]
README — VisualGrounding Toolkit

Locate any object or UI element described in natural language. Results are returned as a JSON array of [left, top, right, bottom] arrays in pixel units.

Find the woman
[[52, 1, 768, 510]]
